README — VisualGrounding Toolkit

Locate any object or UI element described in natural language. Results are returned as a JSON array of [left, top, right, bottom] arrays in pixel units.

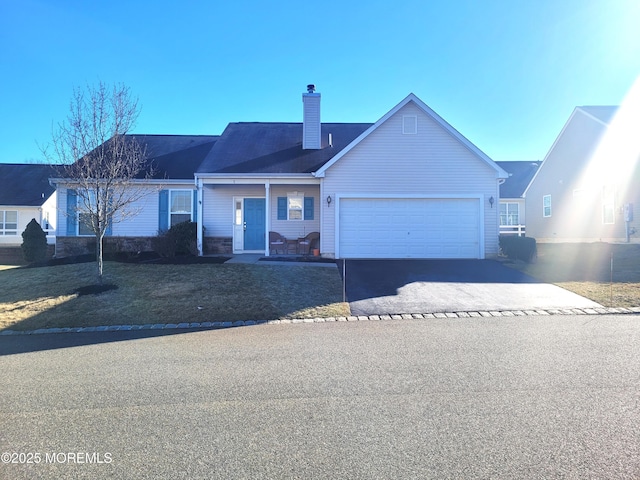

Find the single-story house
[[0, 163, 58, 244], [52, 87, 509, 259], [524, 105, 640, 243], [495, 161, 541, 236], [0, 164, 58, 263]]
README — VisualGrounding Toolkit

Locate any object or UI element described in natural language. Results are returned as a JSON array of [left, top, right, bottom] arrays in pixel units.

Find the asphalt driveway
[[339, 259, 602, 315]]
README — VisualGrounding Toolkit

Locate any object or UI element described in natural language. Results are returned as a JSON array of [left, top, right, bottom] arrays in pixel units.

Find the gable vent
[[403, 115, 417, 135]]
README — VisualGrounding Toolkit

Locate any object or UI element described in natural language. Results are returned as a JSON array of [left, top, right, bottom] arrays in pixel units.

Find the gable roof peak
[[314, 93, 507, 178]]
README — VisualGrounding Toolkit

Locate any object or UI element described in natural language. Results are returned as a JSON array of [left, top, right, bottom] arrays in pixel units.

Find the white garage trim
[[335, 194, 485, 259]]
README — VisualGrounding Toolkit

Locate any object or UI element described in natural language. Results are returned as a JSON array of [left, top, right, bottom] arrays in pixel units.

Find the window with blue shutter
[[277, 197, 287, 220], [304, 197, 314, 220], [158, 190, 169, 232], [66, 189, 77, 236], [193, 190, 198, 221]]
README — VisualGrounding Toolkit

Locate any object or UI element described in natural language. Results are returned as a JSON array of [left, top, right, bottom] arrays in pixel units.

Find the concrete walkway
[[225, 254, 337, 267]]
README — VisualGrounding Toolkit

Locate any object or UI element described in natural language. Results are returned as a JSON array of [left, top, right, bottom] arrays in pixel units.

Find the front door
[[243, 198, 266, 251]]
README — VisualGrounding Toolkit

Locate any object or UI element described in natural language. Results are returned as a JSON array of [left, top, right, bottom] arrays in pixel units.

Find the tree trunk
[[97, 233, 104, 284]]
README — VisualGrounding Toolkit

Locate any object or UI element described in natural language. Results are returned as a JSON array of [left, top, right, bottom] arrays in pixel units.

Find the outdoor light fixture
[[327, 195, 332, 206], [489, 196, 494, 208]]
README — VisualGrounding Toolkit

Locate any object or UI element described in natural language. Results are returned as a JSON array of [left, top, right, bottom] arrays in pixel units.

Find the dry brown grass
[[508, 243, 640, 307], [0, 262, 349, 331]]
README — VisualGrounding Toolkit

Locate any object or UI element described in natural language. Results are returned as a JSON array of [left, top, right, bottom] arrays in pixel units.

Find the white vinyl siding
[[57, 185, 184, 237], [321, 102, 499, 258], [0, 206, 51, 246]]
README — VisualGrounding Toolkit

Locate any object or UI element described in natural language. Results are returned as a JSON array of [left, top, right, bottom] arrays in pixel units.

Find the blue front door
[[244, 198, 266, 250]]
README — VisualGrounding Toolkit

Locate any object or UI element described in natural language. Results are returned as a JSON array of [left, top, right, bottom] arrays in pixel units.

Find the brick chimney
[[302, 84, 321, 149]]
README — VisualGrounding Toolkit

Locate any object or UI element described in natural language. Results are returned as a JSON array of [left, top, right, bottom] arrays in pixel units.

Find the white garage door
[[338, 198, 481, 259]]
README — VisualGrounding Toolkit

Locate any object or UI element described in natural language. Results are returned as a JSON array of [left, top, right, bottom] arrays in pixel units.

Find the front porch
[[196, 176, 323, 257]]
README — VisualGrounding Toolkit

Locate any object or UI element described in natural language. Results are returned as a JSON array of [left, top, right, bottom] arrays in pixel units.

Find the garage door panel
[[339, 198, 480, 259]]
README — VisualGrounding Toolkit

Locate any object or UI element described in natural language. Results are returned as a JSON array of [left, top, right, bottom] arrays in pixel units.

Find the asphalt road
[[340, 259, 602, 315], [1, 316, 639, 479]]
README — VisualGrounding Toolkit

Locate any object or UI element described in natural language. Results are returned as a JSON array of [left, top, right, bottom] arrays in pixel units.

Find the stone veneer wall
[[55, 236, 234, 257], [203, 237, 232, 254]]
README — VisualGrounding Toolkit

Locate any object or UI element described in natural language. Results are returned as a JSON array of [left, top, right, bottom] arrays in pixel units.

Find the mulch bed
[[76, 284, 119, 296], [260, 256, 337, 264], [22, 252, 231, 268]]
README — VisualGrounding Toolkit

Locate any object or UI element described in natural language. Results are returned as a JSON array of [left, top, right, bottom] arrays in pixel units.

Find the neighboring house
[[51, 87, 509, 259], [524, 105, 640, 243], [0, 163, 58, 246], [496, 161, 541, 236]]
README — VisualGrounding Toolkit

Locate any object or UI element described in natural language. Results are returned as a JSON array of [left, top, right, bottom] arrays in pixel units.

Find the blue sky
[[1, 0, 638, 164]]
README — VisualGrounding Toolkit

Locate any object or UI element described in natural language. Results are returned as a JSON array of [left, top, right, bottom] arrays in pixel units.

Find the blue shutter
[[159, 190, 169, 232], [105, 194, 113, 236], [304, 197, 314, 220], [192, 190, 198, 222], [277, 197, 287, 220], [66, 189, 77, 236]]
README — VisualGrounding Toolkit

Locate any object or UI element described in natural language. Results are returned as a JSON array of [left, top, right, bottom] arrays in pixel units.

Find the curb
[[2, 307, 640, 336]]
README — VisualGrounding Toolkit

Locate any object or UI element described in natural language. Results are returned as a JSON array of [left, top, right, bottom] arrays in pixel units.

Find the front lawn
[[507, 242, 640, 307], [0, 262, 349, 331]]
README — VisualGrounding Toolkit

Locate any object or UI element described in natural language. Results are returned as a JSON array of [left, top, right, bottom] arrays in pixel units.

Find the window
[[403, 115, 417, 134], [78, 190, 96, 236], [543, 195, 552, 217], [602, 186, 615, 224], [170, 190, 193, 226], [288, 192, 304, 220], [499, 203, 519, 226], [0, 210, 18, 235], [78, 212, 94, 236], [277, 194, 314, 221]]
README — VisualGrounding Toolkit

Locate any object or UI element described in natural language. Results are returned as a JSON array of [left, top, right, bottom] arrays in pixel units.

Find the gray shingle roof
[[496, 161, 541, 198], [0, 163, 59, 206], [197, 123, 373, 174], [126, 135, 219, 179]]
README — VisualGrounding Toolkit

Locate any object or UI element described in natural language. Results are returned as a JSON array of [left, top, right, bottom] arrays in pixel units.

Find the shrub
[[151, 232, 177, 258], [499, 235, 537, 263], [152, 221, 198, 257], [21, 219, 48, 263], [170, 221, 198, 255]]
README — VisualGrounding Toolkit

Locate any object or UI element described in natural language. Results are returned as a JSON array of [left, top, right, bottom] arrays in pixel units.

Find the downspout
[[265, 181, 270, 256], [196, 177, 203, 256]]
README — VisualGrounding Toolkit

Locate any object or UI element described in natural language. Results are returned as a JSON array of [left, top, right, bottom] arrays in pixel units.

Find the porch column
[[264, 181, 270, 256], [196, 178, 204, 256]]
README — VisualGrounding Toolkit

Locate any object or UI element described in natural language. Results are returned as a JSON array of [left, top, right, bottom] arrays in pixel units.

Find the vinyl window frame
[[169, 189, 194, 227], [499, 202, 519, 226], [0, 210, 18, 236], [602, 186, 615, 225], [543, 195, 552, 218]]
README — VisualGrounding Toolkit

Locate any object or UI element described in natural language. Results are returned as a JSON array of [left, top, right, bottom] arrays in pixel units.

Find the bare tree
[[45, 82, 153, 283]]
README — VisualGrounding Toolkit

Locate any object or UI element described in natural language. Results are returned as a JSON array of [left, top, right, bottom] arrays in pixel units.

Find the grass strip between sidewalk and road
[[0, 262, 349, 331]]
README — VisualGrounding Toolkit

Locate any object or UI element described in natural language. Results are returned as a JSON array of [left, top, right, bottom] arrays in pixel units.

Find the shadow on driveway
[[338, 259, 601, 315]]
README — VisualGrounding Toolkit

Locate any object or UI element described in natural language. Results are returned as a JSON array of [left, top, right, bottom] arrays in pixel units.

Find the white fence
[[499, 225, 526, 237]]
